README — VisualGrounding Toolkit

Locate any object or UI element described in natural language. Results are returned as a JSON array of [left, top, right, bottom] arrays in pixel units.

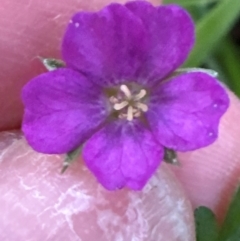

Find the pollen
[[109, 84, 148, 121]]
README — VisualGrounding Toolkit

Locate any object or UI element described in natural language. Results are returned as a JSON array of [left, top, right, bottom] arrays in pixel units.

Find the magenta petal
[[82, 120, 163, 190], [62, 3, 147, 86], [22, 68, 109, 154], [146, 72, 229, 151], [126, 2, 195, 86]]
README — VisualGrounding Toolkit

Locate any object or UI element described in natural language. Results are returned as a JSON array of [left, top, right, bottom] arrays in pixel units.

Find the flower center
[[109, 84, 148, 121]]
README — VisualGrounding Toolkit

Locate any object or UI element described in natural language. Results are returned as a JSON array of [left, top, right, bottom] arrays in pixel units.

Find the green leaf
[[215, 38, 240, 97], [184, 0, 240, 67], [204, 56, 230, 85], [195, 206, 219, 241], [218, 186, 240, 241]]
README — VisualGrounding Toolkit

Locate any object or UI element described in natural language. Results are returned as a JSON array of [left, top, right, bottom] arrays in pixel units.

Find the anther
[[120, 85, 132, 99], [134, 111, 141, 118], [109, 85, 148, 121], [135, 103, 148, 112], [113, 101, 129, 110], [109, 96, 119, 104], [134, 89, 147, 101]]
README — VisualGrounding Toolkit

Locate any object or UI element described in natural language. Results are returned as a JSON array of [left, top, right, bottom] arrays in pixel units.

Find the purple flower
[[22, 1, 229, 190]]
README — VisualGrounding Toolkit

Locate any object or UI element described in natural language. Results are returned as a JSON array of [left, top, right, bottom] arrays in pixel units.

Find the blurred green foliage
[[163, 0, 240, 97]]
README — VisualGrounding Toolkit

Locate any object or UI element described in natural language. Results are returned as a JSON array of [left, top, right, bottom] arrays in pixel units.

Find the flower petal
[[62, 3, 147, 87], [82, 120, 163, 190], [146, 72, 229, 151], [126, 2, 195, 86], [22, 68, 109, 154]]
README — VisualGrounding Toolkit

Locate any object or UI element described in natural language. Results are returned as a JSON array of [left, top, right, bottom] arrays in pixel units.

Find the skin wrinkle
[[146, 172, 192, 240], [0, 131, 194, 240], [52, 184, 92, 240], [2, 0, 240, 239]]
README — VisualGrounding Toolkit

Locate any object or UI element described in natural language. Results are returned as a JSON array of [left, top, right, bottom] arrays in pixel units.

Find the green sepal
[[175, 68, 218, 78], [38, 57, 65, 71], [195, 206, 219, 241], [61, 147, 82, 174], [163, 148, 179, 166], [163, 0, 219, 6], [218, 185, 240, 241]]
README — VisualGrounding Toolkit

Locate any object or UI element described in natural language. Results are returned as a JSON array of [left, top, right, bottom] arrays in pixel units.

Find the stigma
[[109, 84, 148, 121]]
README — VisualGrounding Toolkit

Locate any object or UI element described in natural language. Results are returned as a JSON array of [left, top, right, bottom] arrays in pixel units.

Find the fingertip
[[0, 130, 194, 240], [170, 90, 240, 222], [0, 0, 161, 131]]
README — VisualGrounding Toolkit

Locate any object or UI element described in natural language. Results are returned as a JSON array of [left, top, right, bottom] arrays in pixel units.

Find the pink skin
[[0, 132, 195, 240], [0, 0, 240, 239]]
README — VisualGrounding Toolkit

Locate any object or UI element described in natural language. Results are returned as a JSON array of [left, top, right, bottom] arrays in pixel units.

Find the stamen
[[134, 111, 141, 118], [127, 106, 134, 121], [133, 109, 138, 114], [135, 103, 148, 112], [113, 101, 129, 110], [118, 113, 126, 119], [109, 96, 119, 104], [109, 84, 148, 121], [134, 89, 147, 101], [120, 85, 132, 99]]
